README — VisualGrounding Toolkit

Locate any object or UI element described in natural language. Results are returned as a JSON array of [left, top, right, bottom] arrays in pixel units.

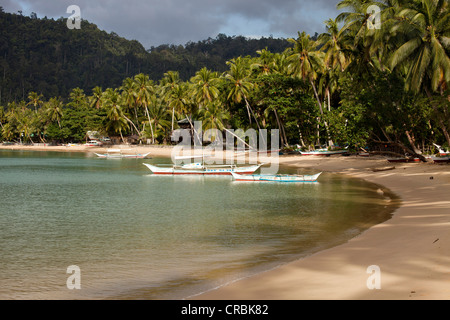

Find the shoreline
[[194, 156, 450, 300], [2, 145, 449, 300]]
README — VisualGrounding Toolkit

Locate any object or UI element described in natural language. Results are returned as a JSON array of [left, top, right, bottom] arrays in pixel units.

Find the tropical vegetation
[[0, 0, 448, 160]]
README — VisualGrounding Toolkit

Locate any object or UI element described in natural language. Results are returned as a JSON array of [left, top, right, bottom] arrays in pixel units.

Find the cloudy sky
[[1, 0, 341, 49]]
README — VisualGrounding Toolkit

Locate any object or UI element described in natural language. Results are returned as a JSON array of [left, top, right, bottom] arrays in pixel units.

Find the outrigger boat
[[143, 162, 262, 175], [434, 144, 450, 156], [299, 148, 348, 156], [95, 149, 151, 159], [231, 172, 322, 183], [143, 154, 262, 175]]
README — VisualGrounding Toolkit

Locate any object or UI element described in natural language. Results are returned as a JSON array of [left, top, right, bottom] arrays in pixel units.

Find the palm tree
[[390, 0, 449, 93], [251, 48, 276, 76], [103, 88, 129, 143], [120, 77, 140, 133], [318, 18, 348, 72], [288, 31, 332, 146], [390, 0, 450, 145], [190, 67, 220, 108], [147, 96, 172, 143], [225, 57, 260, 128], [198, 100, 230, 142], [134, 73, 155, 143], [160, 71, 181, 131], [26, 91, 43, 113], [288, 31, 326, 112], [68, 88, 87, 109], [336, 0, 389, 74], [89, 86, 104, 110], [45, 97, 64, 129]]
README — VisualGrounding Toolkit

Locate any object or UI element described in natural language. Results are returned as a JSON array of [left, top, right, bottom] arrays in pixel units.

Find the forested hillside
[[0, 9, 291, 103]]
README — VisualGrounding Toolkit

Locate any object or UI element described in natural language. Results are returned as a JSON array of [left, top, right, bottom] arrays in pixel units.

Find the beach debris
[[430, 176, 434, 180], [371, 166, 396, 172], [433, 238, 439, 244]]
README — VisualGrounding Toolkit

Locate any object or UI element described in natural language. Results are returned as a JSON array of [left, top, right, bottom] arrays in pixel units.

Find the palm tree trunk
[[274, 109, 288, 147], [123, 114, 140, 134], [243, 96, 261, 130], [171, 107, 175, 132], [405, 130, 422, 155], [243, 95, 267, 147], [310, 79, 333, 147], [186, 115, 202, 145], [144, 105, 155, 144], [327, 88, 331, 112], [296, 124, 306, 148], [224, 128, 254, 150]]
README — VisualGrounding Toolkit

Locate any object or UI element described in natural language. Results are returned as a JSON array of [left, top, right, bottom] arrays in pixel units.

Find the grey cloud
[[0, 0, 340, 48]]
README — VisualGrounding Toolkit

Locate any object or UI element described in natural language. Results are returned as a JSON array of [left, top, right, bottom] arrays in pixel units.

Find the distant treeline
[[0, 8, 292, 103]]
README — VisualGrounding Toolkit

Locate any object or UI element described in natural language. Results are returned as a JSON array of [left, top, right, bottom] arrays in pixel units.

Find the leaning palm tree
[[134, 73, 155, 143], [288, 31, 332, 146], [288, 32, 326, 112]]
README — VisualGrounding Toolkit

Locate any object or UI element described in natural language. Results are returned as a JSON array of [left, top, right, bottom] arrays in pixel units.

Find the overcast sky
[[1, 0, 341, 49]]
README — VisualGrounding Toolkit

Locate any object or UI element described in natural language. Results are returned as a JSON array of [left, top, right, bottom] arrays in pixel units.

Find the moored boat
[[299, 149, 348, 156], [95, 149, 151, 159], [143, 162, 262, 175], [231, 172, 322, 182]]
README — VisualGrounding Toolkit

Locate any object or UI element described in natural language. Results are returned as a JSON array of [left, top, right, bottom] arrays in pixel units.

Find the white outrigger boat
[[231, 172, 322, 182], [143, 162, 262, 175], [95, 149, 151, 159], [299, 149, 348, 156]]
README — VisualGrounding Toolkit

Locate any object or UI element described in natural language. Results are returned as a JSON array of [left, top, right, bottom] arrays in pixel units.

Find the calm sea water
[[0, 150, 397, 299]]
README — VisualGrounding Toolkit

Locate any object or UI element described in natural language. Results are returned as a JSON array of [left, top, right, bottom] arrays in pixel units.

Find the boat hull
[[299, 150, 348, 156], [143, 163, 261, 175], [387, 158, 420, 163], [231, 172, 322, 182], [432, 156, 450, 163], [95, 152, 150, 159]]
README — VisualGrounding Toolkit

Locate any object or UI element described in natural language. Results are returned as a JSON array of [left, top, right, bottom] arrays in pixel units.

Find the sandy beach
[[1, 144, 449, 300], [194, 155, 450, 300]]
